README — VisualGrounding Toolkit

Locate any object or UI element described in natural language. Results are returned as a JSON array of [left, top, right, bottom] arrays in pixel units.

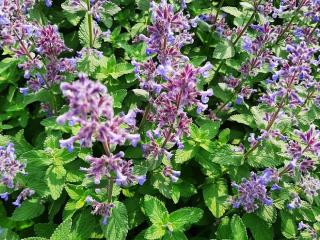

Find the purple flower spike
[[232, 169, 278, 213], [57, 74, 140, 149], [12, 188, 35, 207], [0, 143, 26, 189], [86, 196, 114, 225], [163, 166, 181, 182], [0, 192, 9, 201]]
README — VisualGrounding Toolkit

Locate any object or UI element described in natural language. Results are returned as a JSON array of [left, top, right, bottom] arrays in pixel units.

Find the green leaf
[[174, 142, 197, 164], [136, 0, 150, 11], [143, 195, 169, 224], [144, 225, 166, 240], [46, 165, 67, 200], [218, 128, 230, 144], [242, 213, 273, 240], [132, 89, 149, 100], [280, 211, 297, 239], [210, 144, 243, 166], [125, 197, 145, 229], [104, 2, 121, 15], [78, 14, 100, 48], [217, 216, 231, 239], [251, 106, 267, 129], [203, 180, 228, 218], [50, 218, 72, 240], [256, 205, 277, 223], [230, 214, 248, 240], [199, 121, 221, 140], [195, 148, 221, 176], [110, 89, 127, 108], [104, 201, 129, 240], [73, 210, 98, 239], [213, 39, 235, 59], [247, 142, 286, 168], [229, 114, 256, 129], [34, 223, 57, 238], [11, 199, 45, 221], [163, 231, 188, 240], [221, 6, 243, 17], [169, 207, 203, 231]]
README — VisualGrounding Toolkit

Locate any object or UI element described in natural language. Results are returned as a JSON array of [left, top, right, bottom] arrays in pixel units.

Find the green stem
[[213, 0, 225, 24], [14, 30, 58, 114], [275, 0, 307, 45], [139, 104, 151, 130], [243, 94, 287, 158], [161, 89, 183, 149], [102, 141, 113, 203], [86, 0, 94, 48], [243, 70, 298, 158], [212, 0, 260, 79]]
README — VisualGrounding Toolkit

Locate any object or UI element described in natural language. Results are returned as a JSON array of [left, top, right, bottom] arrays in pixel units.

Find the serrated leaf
[[136, 0, 150, 10], [110, 89, 127, 108], [213, 39, 235, 59], [73, 210, 98, 239], [144, 225, 166, 240], [144, 195, 169, 224], [242, 213, 273, 240], [163, 231, 188, 240], [11, 199, 44, 221], [221, 6, 243, 17], [199, 121, 221, 140], [247, 142, 286, 168], [169, 207, 203, 231], [104, 2, 121, 15], [132, 89, 149, 100], [174, 142, 197, 164], [217, 216, 231, 239], [203, 180, 228, 218], [104, 201, 129, 240], [210, 144, 243, 166], [218, 128, 230, 144], [256, 205, 277, 223], [47, 165, 66, 200], [231, 215, 248, 240], [229, 114, 256, 128], [78, 14, 101, 48], [195, 148, 221, 176], [280, 211, 297, 239], [50, 218, 72, 240]]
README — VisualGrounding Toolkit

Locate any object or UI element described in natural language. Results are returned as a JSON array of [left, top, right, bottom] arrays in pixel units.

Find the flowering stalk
[[57, 74, 145, 224], [85, 0, 94, 48], [274, 0, 308, 45], [212, 0, 263, 79]]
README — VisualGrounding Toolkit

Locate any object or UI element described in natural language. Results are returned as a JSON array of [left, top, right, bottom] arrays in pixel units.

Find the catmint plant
[[133, 0, 213, 181], [57, 73, 144, 224]]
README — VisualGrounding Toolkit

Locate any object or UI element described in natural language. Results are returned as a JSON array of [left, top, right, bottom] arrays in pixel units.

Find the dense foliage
[[0, 0, 320, 239]]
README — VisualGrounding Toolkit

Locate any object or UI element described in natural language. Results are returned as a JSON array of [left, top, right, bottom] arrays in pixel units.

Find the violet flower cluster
[[12, 188, 35, 207], [20, 25, 75, 96], [57, 74, 145, 224], [81, 151, 146, 187], [86, 196, 114, 225], [298, 221, 318, 240], [133, 0, 213, 181], [0, 143, 25, 190], [57, 73, 140, 151], [0, 1, 74, 98], [231, 168, 279, 212]]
